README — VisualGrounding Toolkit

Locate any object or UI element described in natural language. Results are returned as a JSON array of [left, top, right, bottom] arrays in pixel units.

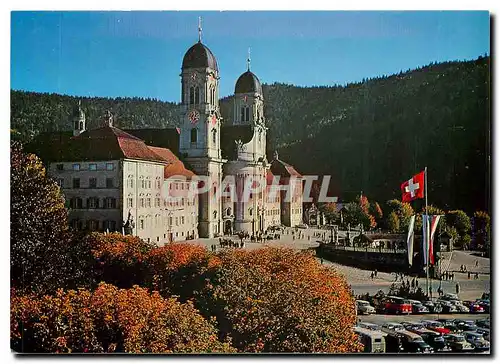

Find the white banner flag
[[407, 215, 416, 266], [422, 214, 430, 266]]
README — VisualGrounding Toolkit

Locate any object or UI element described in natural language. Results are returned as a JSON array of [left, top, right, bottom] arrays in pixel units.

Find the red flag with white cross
[[401, 171, 425, 202]]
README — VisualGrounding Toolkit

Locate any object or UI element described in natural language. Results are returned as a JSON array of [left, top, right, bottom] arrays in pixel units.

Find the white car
[[450, 300, 470, 313], [356, 300, 376, 315]]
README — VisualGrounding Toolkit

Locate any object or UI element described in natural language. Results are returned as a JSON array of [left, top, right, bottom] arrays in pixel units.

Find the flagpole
[[425, 166, 430, 299]]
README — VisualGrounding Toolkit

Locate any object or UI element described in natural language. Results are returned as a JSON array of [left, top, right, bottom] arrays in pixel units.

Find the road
[[358, 313, 490, 326]]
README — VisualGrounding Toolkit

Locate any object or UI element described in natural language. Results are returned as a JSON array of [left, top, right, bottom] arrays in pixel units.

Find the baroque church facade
[[30, 27, 304, 242]]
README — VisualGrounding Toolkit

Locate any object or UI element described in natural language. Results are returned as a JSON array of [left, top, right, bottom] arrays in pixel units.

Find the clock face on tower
[[188, 110, 200, 124]]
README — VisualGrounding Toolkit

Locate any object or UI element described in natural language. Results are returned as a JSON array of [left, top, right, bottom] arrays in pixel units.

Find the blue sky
[[11, 11, 490, 102]]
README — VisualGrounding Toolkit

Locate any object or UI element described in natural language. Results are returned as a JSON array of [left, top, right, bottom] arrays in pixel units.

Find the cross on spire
[[198, 16, 202, 42], [247, 47, 251, 71]]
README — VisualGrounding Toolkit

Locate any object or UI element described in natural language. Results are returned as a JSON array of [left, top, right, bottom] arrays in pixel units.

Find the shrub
[[145, 242, 221, 301], [11, 283, 234, 353], [196, 247, 362, 353], [85, 232, 155, 288]]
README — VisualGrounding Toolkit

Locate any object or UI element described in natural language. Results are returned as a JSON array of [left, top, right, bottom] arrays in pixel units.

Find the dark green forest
[[11, 56, 490, 213]]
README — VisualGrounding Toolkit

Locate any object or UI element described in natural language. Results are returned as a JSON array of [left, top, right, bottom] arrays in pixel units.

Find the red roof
[[148, 146, 196, 180], [270, 158, 302, 178], [69, 126, 165, 162]]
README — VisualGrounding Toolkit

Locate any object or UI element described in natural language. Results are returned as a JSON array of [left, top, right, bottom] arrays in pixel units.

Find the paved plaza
[[187, 227, 490, 302]]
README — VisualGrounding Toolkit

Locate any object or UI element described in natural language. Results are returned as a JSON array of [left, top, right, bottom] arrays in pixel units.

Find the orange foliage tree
[[11, 283, 234, 353], [195, 247, 362, 353]]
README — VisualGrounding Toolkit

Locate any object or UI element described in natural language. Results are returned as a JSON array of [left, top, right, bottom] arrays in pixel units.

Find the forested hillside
[[10, 92, 179, 142], [11, 56, 490, 213]]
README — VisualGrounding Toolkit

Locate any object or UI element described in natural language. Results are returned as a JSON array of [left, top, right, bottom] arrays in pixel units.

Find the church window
[[191, 128, 197, 143], [189, 87, 195, 105], [212, 129, 216, 145], [240, 107, 245, 122], [213, 211, 217, 219], [194, 86, 200, 104]]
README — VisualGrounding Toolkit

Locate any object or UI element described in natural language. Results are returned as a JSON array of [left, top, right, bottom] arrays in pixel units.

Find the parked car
[[454, 320, 478, 332], [443, 334, 475, 352], [476, 327, 490, 342], [399, 331, 434, 353], [380, 296, 412, 315], [464, 331, 490, 352], [358, 322, 381, 331], [401, 322, 425, 332], [475, 299, 490, 313], [384, 333, 405, 353], [463, 300, 485, 313], [422, 301, 442, 314], [436, 319, 460, 333], [421, 320, 451, 335], [437, 300, 458, 313], [450, 300, 470, 313], [441, 293, 459, 301], [381, 322, 406, 335], [357, 300, 376, 315], [475, 318, 490, 329], [415, 330, 449, 352], [354, 326, 387, 353], [408, 299, 429, 314]]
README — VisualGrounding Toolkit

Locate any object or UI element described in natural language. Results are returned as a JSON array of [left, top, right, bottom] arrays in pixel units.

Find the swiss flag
[[401, 171, 425, 202]]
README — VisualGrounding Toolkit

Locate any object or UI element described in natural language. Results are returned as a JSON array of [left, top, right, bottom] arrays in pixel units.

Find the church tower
[[179, 18, 225, 238], [232, 49, 267, 161], [72, 100, 86, 137], [222, 50, 268, 235]]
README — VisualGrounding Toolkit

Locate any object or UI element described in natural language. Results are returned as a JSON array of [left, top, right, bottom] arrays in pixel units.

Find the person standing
[[455, 282, 460, 296]]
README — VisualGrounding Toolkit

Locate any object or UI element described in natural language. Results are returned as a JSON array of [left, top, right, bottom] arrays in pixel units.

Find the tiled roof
[[270, 158, 303, 178], [148, 146, 196, 180], [71, 126, 163, 162], [124, 128, 180, 154]]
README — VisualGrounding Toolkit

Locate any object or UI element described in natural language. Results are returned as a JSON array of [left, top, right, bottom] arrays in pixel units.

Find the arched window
[[249, 208, 253, 216], [79, 121, 84, 129], [191, 128, 197, 143], [212, 129, 216, 145], [194, 86, 200, 104], [213, 210, 217, 219], [189, 87, 195, 104], [226, 207, 232, 216], [245, 106, 250, 121]]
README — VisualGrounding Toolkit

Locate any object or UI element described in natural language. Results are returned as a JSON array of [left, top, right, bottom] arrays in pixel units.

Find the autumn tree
[[472, 211, 490, 252], [386, 199, 415, 233], [320, 202, 338, 224], [10, 143, 74, 294], [387, 212, 400, 233], [369, 201, 383, 223], [85, 232, 156, 288], [196, 247, 362, 353], [11, 283, 234, 353]]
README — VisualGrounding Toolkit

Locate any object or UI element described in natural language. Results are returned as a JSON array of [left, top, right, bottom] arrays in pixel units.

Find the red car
[[381, 296, 412, 314], [463, 301, 485, 313], [421, 320, 451, 335]]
